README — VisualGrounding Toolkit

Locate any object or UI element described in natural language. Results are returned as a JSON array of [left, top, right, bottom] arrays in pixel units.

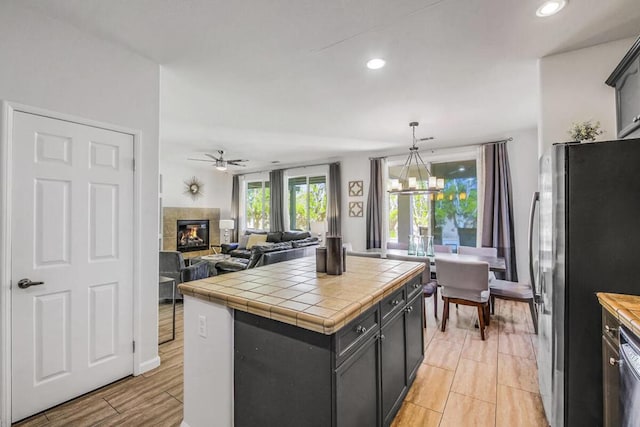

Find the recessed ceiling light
[[536, 0, 567, 17], [366, 58, 386, 70]]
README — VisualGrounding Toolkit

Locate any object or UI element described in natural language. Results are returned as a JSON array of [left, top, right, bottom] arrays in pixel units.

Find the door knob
[[17, 278, 44, 289]]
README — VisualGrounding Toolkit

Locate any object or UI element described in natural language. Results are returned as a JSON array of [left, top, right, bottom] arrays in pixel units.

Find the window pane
[[389, 193, 398, 242], [309, 180, 327, 224], [412, 194, 430, 235], [289, 179, 308, 230], [431, 160, 477, 250], [245, 182, 264, 230], [263, 185, 270, 230]]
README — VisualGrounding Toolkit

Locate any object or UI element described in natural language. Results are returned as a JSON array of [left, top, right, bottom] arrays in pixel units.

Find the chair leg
[[433, 288, 438, 319], [484, 303, 490, 326], [441, 298, 450, 332], [529, 299, 539, 334], [423, 297, 427, 329], [491, 295, 496, 315], [476, 304, 486, 341]]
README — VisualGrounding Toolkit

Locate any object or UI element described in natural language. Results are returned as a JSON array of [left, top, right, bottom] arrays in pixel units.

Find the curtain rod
[[235, 161, 339, 177], [369, 137, 513, 160]]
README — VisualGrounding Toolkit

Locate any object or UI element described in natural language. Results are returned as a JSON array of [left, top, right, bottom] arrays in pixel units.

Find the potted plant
[[568, 120, 604, 142]]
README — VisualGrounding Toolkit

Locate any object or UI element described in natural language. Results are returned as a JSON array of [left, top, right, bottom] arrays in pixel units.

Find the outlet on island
[[198, 314, 207, 338]]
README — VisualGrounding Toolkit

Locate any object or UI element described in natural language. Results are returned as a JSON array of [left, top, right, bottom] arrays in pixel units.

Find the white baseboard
[[137, 355, 161, 374], [180, 421, 191, 427]]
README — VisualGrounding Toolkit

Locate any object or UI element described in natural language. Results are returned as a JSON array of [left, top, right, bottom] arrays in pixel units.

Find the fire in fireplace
[[177, 219, 210, 252]]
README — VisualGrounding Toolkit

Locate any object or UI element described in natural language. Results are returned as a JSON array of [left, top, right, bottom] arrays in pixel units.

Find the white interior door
[[10, 112, 134, 422]]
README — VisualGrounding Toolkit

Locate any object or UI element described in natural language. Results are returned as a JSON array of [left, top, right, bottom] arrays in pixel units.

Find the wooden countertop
[[597, 292, 640, 337], [178, 255, 424, 335]]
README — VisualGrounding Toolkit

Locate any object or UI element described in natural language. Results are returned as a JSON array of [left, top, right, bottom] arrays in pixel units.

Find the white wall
[[0, 1, 160, 379], [538, 37, 634, 155], [160, 158, 233, 218], [507, 128, 539, 281], [338, 128, 538, 281]]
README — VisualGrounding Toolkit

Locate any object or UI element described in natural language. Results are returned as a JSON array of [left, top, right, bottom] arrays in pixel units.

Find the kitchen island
[[178, 255, 425, 427]]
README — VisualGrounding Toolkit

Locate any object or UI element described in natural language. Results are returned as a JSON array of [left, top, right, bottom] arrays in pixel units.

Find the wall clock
[[184, 176, 204, 201]]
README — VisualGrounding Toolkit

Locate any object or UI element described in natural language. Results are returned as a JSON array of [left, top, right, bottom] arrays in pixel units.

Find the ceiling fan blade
[[228, 161, 247, 167], [205, 153, 221, 161], [419, 137, 434, 141], [226, 159, 248, 163], [188, 158, 215, 162]]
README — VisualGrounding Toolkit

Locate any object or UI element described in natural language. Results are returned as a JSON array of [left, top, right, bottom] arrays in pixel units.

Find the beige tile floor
[[15, 296, 549, 427]]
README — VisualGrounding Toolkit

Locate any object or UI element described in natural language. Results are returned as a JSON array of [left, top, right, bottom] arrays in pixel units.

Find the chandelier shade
[[388, 122, 445, 195]]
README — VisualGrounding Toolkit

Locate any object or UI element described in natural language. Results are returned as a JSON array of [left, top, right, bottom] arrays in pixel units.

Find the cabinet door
[[405, 295, 425, 383], [335, 334, 380, 427], [616, 57, 640, 138], [381, 310, 406, 425], [602, 335, 620, 427]]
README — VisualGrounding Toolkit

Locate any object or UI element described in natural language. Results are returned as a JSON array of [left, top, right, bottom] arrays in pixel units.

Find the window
[[245, 181, 270, 230], [288, 175, 327, 231], [388, 158, 478, 251]]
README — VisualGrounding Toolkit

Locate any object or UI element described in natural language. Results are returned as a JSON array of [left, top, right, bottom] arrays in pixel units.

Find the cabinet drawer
[[406, 274, 423, 300], [335, 306, 379, 365], [602, 308, 620, 343], [381, 286, 406, 324]]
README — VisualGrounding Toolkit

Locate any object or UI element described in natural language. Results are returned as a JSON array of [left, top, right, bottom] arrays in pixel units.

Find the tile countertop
[[178, 255, 424, 335], [597, 292, 640, 337]]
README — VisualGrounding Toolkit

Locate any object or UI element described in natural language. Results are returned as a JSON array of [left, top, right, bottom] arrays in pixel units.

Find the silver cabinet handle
[[380, 334, 385, 340], [634, 115, 640, 123], [17, 278, 44, 289], [413, 283, 421, 289], [405, 306, 414, 313], [605, 325, 618, 335], [391, 299, 401, 306], [356, 325, 367, 334], [609, 357, 620, 366]]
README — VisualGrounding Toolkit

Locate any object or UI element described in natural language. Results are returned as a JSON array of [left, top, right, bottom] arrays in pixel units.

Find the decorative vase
[[416, 235, 425, 256], [408, 235, 417, 255], [425, 235, 435, 257]]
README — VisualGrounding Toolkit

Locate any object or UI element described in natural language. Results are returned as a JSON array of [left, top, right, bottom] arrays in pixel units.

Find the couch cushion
[[229, 248, 252, 259], [282, 231, 311, 241], [246, 233, 268, 249], [238, 235, 250, 250], [267, 232, 283, 243], [291, 237, 320, 248]]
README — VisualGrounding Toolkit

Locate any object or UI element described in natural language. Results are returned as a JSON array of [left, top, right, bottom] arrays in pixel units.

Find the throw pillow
[[246, 233, 268, 249], [237, 235, 250, 250]]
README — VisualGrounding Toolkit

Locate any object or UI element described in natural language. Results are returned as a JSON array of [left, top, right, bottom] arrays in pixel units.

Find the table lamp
[[219, 219, 235, 244]]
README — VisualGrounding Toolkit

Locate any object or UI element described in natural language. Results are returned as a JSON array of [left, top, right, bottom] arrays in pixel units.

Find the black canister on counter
[[325, 236, 343, 275], [342, 246, 347, 272], [316, 247, 327, 273]]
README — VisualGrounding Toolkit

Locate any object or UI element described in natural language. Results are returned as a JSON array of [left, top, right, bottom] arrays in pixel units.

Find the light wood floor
[[15, 298, 548, 427]]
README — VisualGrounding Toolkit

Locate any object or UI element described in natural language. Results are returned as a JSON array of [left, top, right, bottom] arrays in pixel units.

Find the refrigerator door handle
[[528, 191, 540, 301]]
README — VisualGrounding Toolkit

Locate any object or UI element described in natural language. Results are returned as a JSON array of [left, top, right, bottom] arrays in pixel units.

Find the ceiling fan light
[[215, 159, 227, 171]]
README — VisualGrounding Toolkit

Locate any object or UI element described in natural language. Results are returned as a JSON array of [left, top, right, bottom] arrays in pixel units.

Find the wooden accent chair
[[489, 280, 538, 334], [436, 258, 491, 340]]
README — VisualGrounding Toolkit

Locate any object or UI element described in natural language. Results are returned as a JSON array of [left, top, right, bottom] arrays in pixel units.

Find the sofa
[[216, 230, 320, 274]]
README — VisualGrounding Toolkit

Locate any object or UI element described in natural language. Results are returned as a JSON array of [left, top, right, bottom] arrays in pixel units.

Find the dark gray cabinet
[[606, 37, 640, 139], [336, 334, 380, 427], [381, 309, 407, 425], [601, 308, 620, 427], [234, 272, 424, 427]]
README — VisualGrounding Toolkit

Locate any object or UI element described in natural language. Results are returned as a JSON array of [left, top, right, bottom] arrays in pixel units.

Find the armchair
[[159, 251, 212, 300]]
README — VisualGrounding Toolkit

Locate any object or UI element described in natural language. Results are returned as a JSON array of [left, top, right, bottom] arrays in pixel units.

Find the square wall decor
[[349, 201, 363, 217], [348, 180, 363, 197]]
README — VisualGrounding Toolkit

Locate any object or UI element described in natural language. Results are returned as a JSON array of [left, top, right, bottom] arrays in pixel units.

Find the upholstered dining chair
[[458, 246, 498, 282], [386, 253, 438, 326], [434, 244, 452, 253], [489, 280, 538, 334], [436, 258, 491, 340]]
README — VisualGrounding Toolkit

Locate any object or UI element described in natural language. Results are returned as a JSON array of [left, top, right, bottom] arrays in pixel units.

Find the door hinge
[[133, 341, 136, 353], [132, 159, 136, 171]]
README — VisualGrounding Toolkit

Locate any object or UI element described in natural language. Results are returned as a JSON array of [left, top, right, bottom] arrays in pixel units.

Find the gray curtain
[[328, 162, 341, 236], [269, 169, 285, 232], [366, 158, 384, 249], [482, 143, 518, 281], [230, 175, 239, 242]]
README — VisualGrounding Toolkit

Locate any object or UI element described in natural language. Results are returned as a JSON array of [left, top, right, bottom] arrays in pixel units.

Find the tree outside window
[[289, 176, 326, 230], [245, 181, 270, 230]]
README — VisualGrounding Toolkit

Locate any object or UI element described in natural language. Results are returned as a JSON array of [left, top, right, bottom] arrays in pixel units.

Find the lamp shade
[[219, 219, 235, 230]]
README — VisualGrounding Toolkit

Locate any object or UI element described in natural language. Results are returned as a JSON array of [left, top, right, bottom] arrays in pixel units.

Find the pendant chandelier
[[388, 122, 445, 195]]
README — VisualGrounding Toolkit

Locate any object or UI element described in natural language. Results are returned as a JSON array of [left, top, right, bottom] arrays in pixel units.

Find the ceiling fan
[[188, 150, 248, 171]]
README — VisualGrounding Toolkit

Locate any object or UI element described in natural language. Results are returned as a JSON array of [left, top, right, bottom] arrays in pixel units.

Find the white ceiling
[[21, 0, 640, 171]]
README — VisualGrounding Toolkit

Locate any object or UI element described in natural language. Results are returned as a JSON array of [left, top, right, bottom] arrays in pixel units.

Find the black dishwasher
[[619, 327, 640, 427]]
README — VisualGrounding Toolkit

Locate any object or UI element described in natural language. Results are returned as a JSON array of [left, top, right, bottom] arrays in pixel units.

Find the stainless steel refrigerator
[[534, 138, 640, 426]]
